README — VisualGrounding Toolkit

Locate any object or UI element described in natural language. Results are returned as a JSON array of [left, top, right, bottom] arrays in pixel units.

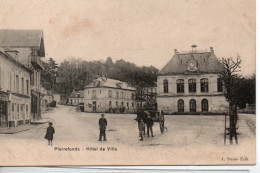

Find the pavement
[[0, 125, 30, 134], [0, 105, 255, 165]]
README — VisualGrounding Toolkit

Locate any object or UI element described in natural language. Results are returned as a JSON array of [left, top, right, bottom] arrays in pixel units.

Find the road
[[0, 105, 256, 165]]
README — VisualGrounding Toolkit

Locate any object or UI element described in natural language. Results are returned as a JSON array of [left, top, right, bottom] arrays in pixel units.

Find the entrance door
[[189, 99, 196, 112], [93, 101, 96, 112], [0, 100, 7, 126]]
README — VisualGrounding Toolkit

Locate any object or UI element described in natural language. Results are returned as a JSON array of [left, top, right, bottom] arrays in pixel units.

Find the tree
[[219, 54, 242, 144]]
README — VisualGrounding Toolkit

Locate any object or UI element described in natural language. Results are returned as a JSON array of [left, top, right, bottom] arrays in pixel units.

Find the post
[[224, 114, 226, 145]]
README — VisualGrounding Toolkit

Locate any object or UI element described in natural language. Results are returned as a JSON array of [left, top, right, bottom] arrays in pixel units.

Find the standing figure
[[44, 122, 55, 145], [138, 119, 145, 141], [147, 115, 154, 137], [99, 114, 107, 141]]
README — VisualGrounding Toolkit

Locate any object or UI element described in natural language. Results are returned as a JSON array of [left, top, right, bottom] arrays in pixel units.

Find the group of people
[[136, 114, 154, 141], [44, 112, 154, 145]]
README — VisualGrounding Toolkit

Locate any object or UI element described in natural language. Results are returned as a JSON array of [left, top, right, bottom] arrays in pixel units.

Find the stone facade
[[0, 50, 31, 127], [68, 90, 84, 106], [157, 46, 228, 114], [84, 77, 136, 113], [0, 30, 45, 120]]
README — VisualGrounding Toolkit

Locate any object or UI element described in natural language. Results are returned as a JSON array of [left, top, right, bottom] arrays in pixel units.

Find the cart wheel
[[160, 122, 164, 133]]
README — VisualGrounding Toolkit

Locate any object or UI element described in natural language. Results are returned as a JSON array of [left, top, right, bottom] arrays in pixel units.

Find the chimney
[[191, 45, 197, 52], [174, 49, 178, 54], [210, 47, 214, 53]]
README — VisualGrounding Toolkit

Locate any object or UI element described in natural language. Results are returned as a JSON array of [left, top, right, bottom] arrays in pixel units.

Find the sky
[[0, 0, 255, 75]]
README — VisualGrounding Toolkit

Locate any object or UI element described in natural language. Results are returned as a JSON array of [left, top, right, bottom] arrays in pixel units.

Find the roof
[[0, 29, 45, 57], [0, 48, 31, 73], [85, 77, 136, 91], [158, 49, 223, 75], [69, 90, 84, 98]]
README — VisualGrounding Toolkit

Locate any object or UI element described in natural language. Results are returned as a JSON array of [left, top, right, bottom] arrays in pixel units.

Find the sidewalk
[[31, 118, 50, 124], [0, 125, 31, 134]]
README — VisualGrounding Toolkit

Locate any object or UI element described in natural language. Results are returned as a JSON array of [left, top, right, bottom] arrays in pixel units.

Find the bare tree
[[219, 54, 242, 145]]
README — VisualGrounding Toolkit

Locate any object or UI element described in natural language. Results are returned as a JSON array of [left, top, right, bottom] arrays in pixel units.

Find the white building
[[157, 46, 228, 114], [0, 48, 31, 127], [68, 90, 84, 106], [84, 77, 136, 113]]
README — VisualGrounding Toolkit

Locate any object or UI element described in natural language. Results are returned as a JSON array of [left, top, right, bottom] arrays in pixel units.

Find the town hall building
[[157, 46, 228, 114]]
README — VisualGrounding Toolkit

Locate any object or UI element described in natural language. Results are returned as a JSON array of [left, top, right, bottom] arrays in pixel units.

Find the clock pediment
[[187, 55, 199, 72]]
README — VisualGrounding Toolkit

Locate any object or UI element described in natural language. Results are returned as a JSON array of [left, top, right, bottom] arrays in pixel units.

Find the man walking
[[98, 114, 107, 141], [147, 115, 154, 137]]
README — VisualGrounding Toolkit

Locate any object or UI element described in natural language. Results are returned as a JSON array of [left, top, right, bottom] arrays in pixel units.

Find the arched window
[[120, 92, 124, 98], [177, 79, 184, 93], [190, 99, 196, 112], [163, 79, 168, 93], [201, 99, 208, 112], [188, 79, 196, 93], [108, 90, 112, 97], [178, 99, 184, 112], [217, 78, 223, 92], [200, 78, 208, 92]]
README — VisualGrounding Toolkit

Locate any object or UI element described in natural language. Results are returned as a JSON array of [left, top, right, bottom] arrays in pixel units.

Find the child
[[44, 122, 55, 145]]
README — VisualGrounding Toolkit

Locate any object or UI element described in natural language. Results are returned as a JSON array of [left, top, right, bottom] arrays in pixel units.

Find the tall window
[[109, 101, 112, 106], [189, 99, 196, 112], [132, 93, 135, 99], [22, 78, 24, 94], [163, 79, 168, 93], [120, 92, 124, 98], [177, 79, 184, 93], [17, 104, 19, 119], [200, 78, 208, 92], [26, 80, 29, 95], [108, 90, 112, 97], [116, 91, 119, 98], [217, 78, 223, 92], [16, 75, 19, 93], [188, 79, 196, 93], [92, 90, 96, 98], [178, 99, 184, 112], [201, 99, 208, 112]]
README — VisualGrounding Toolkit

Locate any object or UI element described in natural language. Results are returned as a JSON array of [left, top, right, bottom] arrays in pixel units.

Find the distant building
[[68, 90, 84, 106], [0, 48, 31, 127], [84, 77, 136, 113], [53, 94, 61, 104], [0, 30, 45, 120], [60, 94, 68, 105], [157, 46, 228, 114]]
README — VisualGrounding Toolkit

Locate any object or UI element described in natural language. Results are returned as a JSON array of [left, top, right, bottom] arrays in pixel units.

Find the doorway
[[93, 101, 96, 112]]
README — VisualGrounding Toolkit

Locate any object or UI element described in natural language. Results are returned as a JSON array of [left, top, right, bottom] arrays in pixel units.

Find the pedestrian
[[44, 122, 55, 145], [147, 115, 154, 137], [98, 114, 107, 141], [139, 119, 145, 141]]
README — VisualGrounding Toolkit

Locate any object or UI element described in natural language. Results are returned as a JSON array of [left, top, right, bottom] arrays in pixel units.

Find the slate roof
[[158, 50, 223, 75], [85, 77, 136, 91], [0, 29, 45, 57], [69, 90, 84, 98]]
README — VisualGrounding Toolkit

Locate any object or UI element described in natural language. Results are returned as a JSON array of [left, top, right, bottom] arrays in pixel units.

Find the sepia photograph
[[0, 0, 256, 166]]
